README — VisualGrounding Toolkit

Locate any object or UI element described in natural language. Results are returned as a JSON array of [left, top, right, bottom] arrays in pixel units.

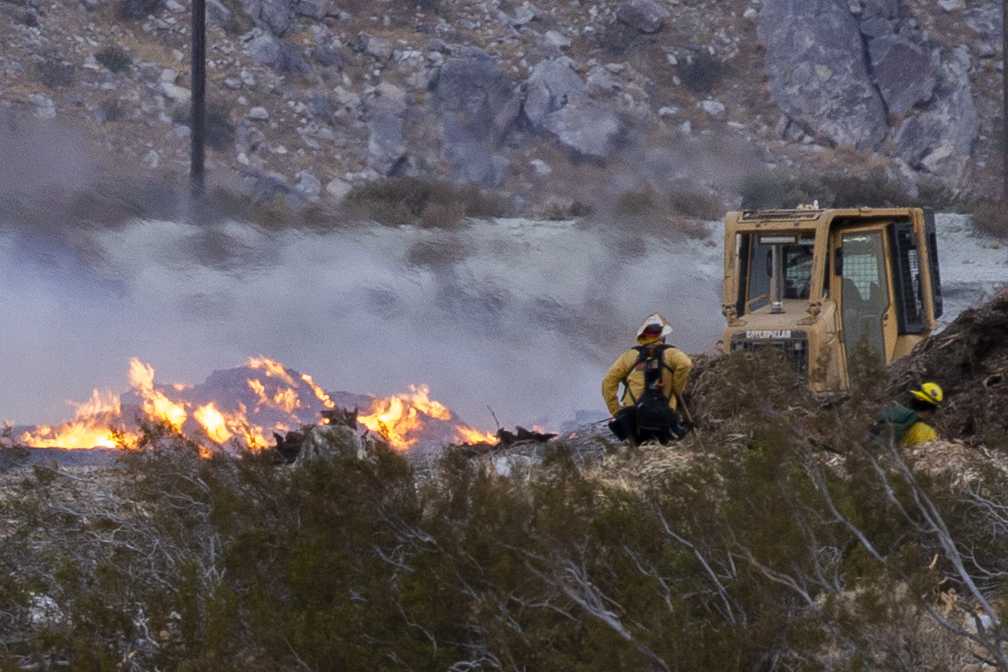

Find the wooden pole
[[1003, 0, 1007, 200], [191, 0, 206, 200]]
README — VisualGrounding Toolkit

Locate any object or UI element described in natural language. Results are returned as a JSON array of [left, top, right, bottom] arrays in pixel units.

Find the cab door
[[832, 225, 899, 369]]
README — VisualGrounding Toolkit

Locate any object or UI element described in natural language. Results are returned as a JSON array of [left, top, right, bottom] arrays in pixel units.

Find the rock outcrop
[[523, 58, 625, 159], [867, 35, 935, 116], [893, 47, 978, 184], [240, 0, 291, 36], [292, 424, 369, 465], [759, 0, 887, 150], [524, 58, 586, 130], [616, 0, 671, 34], [366, 83, 408, 177], [434, 48, 523, 186], [541, 98, 624, 159]]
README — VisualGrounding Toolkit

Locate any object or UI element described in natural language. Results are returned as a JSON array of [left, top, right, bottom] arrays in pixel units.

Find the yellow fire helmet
[[910, 382, 944, 407]]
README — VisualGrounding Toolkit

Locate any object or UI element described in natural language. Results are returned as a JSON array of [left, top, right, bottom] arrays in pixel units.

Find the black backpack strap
[[618, 346, 647, 405], [620, 345, 671, 405]]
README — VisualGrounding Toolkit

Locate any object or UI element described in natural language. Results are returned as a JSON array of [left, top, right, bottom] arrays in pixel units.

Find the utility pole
[[1003, 0, 1007, 201], [191, 0, 206, 200]]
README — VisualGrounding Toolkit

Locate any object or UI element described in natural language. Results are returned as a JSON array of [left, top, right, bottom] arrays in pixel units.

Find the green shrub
[[94, 46, 132, 74]]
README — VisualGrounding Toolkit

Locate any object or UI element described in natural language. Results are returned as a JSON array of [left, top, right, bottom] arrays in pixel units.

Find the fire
[[247, 356, 297, 387], [358, 385, 453, 450], [247, 377, 301, 414], [19, 389, 132, 450], [194, 403, 232, 444], [300, 372, 335, 409], [129, 358, 187, 431], [17, 357, 500, 455], [454, 425, 500, 445]]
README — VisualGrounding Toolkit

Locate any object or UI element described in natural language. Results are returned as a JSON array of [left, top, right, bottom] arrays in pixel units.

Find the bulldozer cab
[[721, 207, 942, 392]]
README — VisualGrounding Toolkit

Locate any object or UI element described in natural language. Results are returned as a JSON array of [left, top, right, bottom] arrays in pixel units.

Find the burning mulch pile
[[889, 290, 1008, 448]]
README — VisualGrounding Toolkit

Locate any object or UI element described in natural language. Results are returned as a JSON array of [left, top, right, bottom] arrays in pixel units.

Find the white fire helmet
[[636, 313, 673, 340]]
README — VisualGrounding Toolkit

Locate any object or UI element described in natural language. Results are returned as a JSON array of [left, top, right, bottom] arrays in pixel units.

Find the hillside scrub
[[969, 201, 1008, 240], [4, 343, 1008, 670], [739, 169, 921, 210], [343, 177, 511, 228]]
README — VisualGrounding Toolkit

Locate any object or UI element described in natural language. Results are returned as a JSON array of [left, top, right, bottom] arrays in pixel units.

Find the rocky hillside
[[0, 0, 1001, 211]]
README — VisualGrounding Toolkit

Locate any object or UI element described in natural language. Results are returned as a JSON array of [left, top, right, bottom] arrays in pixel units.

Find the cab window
[[738, 232, 815, 313]]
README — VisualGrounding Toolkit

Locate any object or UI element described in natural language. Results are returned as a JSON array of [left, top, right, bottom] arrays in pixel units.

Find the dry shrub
[[969, 200, 1008, 239], [344, 177, 509, 227], [680, 51, 726, 94], [668, 216, 711, 239], [95, 46, 132, 74], [404, 236, 469, 269], [614, 187, 659, 217], [171, 103, 235, 150], [213, 0, 254, 34], [118, 0, 161, 20], [538, 196, 594, 220], [668, 185, 722, 220], [3, 361, 1007, 670], [740, 168, 914, 210], [609, 186, 720, 236], [97, 98, 126, 123], [33, 60, 76, 89]]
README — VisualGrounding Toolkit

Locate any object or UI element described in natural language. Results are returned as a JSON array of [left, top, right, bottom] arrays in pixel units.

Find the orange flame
[[247, 356, 296, 386], [358, 385, 453, 450], [18, 389, 132, 449], [18, 358, 498, 455], [129, 358, 187, 431], [194, 403, 233, 444], [454, 425, 500, 445], [301, 372, 336, 409]]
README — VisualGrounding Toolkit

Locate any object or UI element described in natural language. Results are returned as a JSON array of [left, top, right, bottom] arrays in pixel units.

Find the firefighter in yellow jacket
[[602, 313, 693, 444]]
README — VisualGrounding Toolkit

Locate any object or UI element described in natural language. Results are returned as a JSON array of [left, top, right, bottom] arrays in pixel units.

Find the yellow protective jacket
[[601, 336, 693, 416], [902, 421, 938, 447]]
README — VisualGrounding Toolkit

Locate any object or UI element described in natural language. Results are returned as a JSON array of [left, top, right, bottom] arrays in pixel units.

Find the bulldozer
[[720, 206, 943, 392]]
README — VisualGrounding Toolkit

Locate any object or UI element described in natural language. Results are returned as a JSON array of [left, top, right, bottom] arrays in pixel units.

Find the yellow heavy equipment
[[720, 206, 943, 392]]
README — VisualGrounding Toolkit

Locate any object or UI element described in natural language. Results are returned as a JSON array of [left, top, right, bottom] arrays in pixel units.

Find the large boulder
[[894, 47, 977, 185], [541, 98, 624, 159], [295, 0, 329, 19], [522, 58, 625, 158], [616, 0, 670, 34], [435, 48, 523, 144], [240, 0, 291, 36], [367, 83, 408, 176], [860, 0, 899, 19], [868, 35, 935, 116], [243, 29, 311, 74], [433, 48, 523, 185], [524, 58, 586, 129], [759, 0, 888, 150], [293, 424, 367, 466]]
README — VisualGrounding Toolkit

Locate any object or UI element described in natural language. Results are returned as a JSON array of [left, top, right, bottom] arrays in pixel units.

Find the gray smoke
[[0, 115, 727, 431], [0, 215, 725, 429]]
